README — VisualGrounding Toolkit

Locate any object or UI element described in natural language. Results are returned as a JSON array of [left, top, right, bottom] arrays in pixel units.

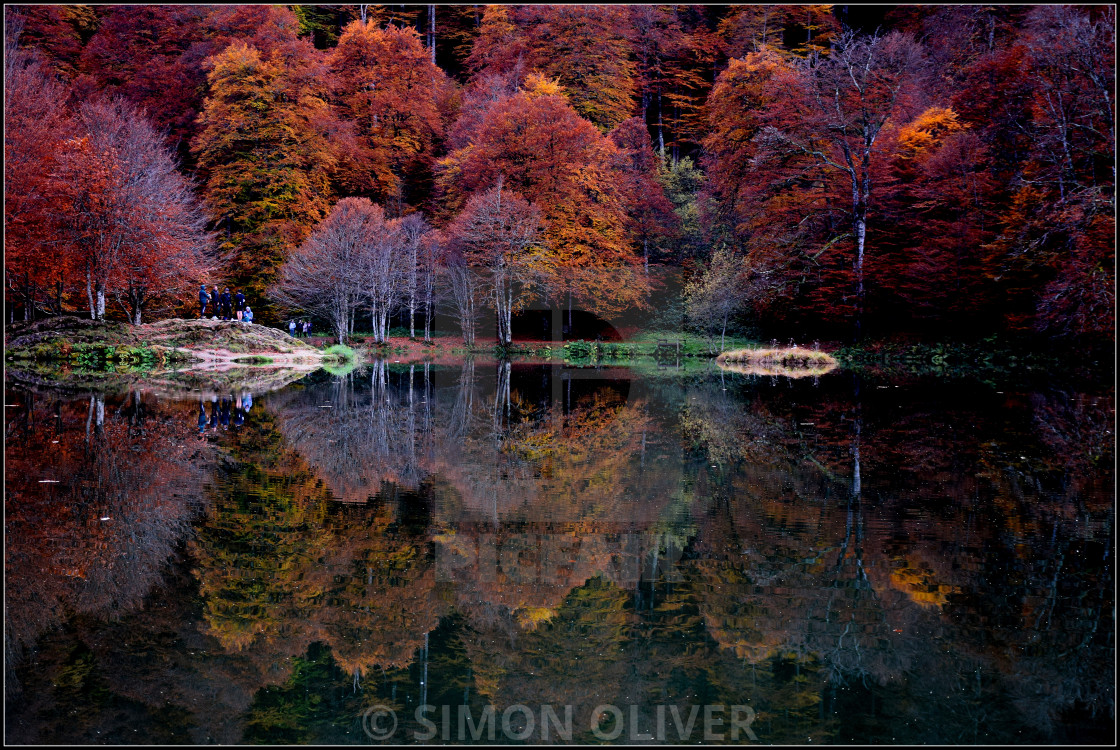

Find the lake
[[4, 360, 1114, 744]]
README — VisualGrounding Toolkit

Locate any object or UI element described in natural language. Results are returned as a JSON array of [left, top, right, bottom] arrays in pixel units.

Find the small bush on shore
[[718, 346, 838, 368]]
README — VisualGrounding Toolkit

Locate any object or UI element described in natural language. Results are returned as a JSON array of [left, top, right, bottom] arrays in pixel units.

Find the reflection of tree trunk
[[493, 360, 511, 432], [450, 359, 476, 442], [852, 418, 861, 498], [420, 630, 429, 707]]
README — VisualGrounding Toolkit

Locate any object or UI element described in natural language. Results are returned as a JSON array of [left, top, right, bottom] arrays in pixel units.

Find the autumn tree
[[437, 87, 648, 320], [443, 248, 484, 347], [684, 245, 747, 352], [364, 216, 406, 344], [7, 3, 101, 78], [328, 19, 449, 211], [704, 32, 927, 337], [4, 16, 76, 320], [73, 6, 212, 163], [277, 197, 383, 345], [873, 107, 997, 331], [769, 30, 926, 338], [49, 99, 215, 323], [608, 117, 678, 270], [717, 5, 838, 59], [396, 212, 432, 340], [192, 41, 338, 323], [464, 4, 524, 77], [417, 228, 444, 343], [448, 180, 544, 347], [701, 50, 842, 330], [988, 6, 1115, 340], [516, 6, 638, 132]]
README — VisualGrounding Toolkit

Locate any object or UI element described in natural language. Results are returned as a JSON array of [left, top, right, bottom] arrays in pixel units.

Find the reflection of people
[[242, 392, 253, 412], [198, 401, 207, 435], [219, 397, 231, 428], [209, 396, 219, 431], [233, 395, 246, 428]]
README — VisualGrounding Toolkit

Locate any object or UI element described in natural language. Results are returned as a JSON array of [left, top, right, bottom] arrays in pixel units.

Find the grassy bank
[[5, 316, 321, 368], [3, 317, 192, 369]]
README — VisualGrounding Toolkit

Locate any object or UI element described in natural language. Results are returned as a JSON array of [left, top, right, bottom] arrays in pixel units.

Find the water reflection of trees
[[7, 369, 1112, 743], [265, 361, 689, 630], [5, 388, 213, 700], [677, 373, 1114, 740]]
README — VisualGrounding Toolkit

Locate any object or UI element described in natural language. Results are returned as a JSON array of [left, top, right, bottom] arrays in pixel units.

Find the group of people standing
[[199, 284, 252, 323], [198, 284, 320, 338], [288, 318, 313, 338]]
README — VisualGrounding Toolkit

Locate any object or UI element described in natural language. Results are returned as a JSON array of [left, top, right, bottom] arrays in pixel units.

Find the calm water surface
[[4, 361, 1114, 744]]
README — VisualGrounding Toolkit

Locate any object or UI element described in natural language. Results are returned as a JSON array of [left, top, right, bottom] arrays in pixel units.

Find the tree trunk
[[657, 93, 665, 157], [428, 5, 436, 65], [24, 271, 33, 321], [503, 285, 513, 347], [424, 295, 432, 343], [86, 270, 96, 320], [854, 213, 865, 336]]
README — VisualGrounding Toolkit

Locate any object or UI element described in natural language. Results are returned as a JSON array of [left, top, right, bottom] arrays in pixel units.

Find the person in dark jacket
[[220, 287, 232, 320], [211, 286, 220, 319], [199, 285, 210, 318], [234, 289, 246, 321]]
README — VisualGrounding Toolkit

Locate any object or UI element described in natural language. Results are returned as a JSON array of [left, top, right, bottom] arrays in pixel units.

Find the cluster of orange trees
[[4, 5, 1114, 344]]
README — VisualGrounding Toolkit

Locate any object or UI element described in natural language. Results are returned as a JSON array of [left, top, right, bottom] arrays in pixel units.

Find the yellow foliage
[[888, 561, 957, 609], [895, 106, 966, 163], [522, 71, 567, 100], [515, 606, 557, 629]]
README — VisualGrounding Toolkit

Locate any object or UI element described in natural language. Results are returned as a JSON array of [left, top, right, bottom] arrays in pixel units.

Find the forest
[[4, 4, 1115, 346]]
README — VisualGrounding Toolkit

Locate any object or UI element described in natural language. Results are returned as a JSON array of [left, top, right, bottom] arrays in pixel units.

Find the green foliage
[[320, 344, 358, 376], [242, 642, 365, 744], [291, 5, 357, 49], [321, 344, 355, 361], [657, 156, 710, 262], [834, 336, 1066, 379]]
